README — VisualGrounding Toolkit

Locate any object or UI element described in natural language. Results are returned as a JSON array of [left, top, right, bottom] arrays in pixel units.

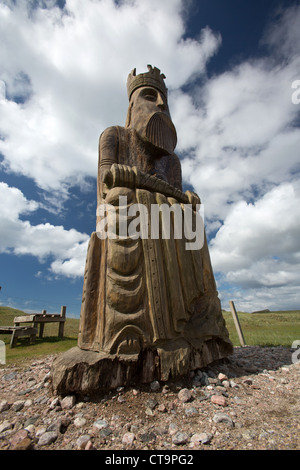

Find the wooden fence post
[[38, 309, 47, 338], [59, 306, 66, 338], [229, 300, 246, 347]]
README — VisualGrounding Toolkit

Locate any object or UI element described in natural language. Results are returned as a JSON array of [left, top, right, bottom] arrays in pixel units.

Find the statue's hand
[[103, 163, 137, 189]]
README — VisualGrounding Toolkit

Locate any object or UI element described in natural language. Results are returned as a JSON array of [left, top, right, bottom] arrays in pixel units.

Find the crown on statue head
[[127, 65, 168, 100]]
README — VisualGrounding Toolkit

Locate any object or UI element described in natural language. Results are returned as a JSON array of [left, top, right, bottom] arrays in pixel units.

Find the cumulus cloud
[[169, 4, 300, 310], [210, 180, 300, 281], [0, 0, 220, 193], [0, 182, 89, 277]]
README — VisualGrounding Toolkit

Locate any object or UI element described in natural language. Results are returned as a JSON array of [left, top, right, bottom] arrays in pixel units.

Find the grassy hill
[[1, 305, 300, 366], [222, 309, 300, 348]]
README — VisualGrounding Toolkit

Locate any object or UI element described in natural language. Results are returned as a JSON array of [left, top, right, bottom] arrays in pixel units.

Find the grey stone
[[0, 399, 10, 412], [184, 406, 198, 416], [172, 431, 189, 445], [76, 434, 91, 449], [37, 431, 58, 446], [212, 412, 234, 427], [61, 395, 76, 409]]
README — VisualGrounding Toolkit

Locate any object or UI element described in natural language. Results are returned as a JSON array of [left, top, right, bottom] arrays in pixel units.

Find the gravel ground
[[0, 345, 299, 451]]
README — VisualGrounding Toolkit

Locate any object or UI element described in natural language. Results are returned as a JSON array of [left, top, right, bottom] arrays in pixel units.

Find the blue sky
[[1, 0, 300, 318]]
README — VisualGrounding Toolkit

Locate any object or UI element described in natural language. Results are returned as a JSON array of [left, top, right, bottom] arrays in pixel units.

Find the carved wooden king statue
[[51, 66, 233, 395]]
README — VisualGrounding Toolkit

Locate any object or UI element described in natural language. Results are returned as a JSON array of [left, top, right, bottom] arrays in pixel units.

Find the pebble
[[37, 431, 58, 446], [213, 412, 234, 427], [74, 417, 87, 428], [172, 431, 189, 445], [76, 434, 92, 449], [9, 429, 32, 450], [0, 400, 10, 413], [150, 381, 161, 392], [184, 405, 198, 416], [92, 419, 109, 431], [191, 432, 213, 445], [178, 388, 192, 403], [61, 395, 76, 410], [168, 422, 178, 435], [122, 432, 135, 446], [0, 420, 13, 433], [211, 395, 228, 407], [0, 346, 297, 450], [12, 400, 25, 412]]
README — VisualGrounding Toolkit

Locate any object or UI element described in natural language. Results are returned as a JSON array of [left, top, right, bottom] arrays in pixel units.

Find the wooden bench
[[14, 306, 66, 339], [0, 326, 38, 348]]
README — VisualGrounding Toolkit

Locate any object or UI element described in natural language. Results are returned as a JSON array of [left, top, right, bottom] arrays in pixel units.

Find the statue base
[[50, 337, 232, 397]]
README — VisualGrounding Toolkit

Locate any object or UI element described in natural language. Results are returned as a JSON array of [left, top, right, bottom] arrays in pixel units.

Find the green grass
[[222, 309, 300, 347], [0, 305, 79, 366], [1, 305, 300, 367]]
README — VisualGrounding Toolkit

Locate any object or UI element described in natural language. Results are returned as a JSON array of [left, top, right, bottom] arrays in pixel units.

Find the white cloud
[[169, 4, 300, 311], [210, 181, 300, 271], [0, 0, 220, 193], [0, 182, 89, 277]]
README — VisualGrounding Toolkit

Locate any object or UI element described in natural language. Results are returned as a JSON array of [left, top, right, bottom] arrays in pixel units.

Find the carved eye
[[141, 88, 157, 101]]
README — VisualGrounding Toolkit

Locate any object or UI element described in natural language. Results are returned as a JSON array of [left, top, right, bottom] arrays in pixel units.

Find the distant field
[[222, 309, 300, 348], [1, 305, 300, 366]]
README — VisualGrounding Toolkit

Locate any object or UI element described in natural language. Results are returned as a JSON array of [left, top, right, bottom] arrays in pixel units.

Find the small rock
[[168, 422, 178, 435], [76, 434, 92, 449], [37, 431, 58, 446], [184, 405, 198, 416], [0, 400, 10, 413], [218, 373, 228, 381], [12, 400, 25, 412], [211, 395, 227, 406], [146, 398, 158, 409], [99, 427, 113, 438], [0, 420, 13, 433], [172, 431, 189, 445], [24, 424, 35, 435], [9, 429, 32, 450], [122, 432, 135, 446], [139, 431, 156, 443], [92, 419, 109, 431], [49, 397, 60, 409], [2, 372, 18, 381], [24, 415, 40, 427], [191, 432, 213, 445], [230, 380, 239, 388], [222, 380, 230, 388], [213, 412, 234, 427], [157, 404, 167, 413], [35, 426, 47, 437], [178, 388, 192, 403], [24, 399, 33, 407], [150, 380, 160, 392], [74, 417, 87, 428], [61, 395, 76, 410], [84, 440, 94, 450]]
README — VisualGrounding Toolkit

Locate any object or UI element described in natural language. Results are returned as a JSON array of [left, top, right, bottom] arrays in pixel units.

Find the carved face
[[127, 86, 177, 154]]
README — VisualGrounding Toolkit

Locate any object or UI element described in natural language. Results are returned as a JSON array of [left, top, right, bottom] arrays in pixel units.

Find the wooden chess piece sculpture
[[51, 66, 232, 396]]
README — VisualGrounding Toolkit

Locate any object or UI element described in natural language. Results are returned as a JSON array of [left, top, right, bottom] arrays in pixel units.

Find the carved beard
[[144, 112, 177, 155]]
